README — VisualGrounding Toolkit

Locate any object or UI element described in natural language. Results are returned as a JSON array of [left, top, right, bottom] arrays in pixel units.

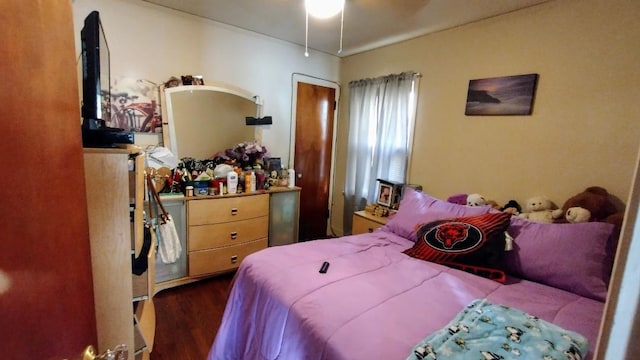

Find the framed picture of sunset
[[465, 73, 538, 115]]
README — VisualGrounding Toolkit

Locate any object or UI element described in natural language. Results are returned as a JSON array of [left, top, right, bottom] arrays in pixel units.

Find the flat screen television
[[81, 10, 110, 130], [80, 11, 133, 146]]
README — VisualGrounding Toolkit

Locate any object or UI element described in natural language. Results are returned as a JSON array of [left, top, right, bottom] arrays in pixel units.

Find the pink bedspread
[[208, 231, 604, 360]]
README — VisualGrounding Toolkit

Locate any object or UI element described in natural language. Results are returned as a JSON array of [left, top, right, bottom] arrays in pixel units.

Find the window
[[343, 71, 420, 233]]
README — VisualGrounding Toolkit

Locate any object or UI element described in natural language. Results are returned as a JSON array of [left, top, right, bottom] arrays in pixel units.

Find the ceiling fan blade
[[351, 0, 431, 16]]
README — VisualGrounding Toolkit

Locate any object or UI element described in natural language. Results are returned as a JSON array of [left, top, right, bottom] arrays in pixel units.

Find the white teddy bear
[[466, 193, 488, 206], [518, 196, 556, 223]]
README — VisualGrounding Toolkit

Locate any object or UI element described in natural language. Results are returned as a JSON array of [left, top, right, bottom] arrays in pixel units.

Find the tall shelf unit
[[84, 147, 155, 359]]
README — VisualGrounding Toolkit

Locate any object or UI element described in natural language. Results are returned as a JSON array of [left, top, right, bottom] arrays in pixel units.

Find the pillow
[[502, 217, 616, 301], [381, 188, 493, 242], [403, 212, 512, 282]]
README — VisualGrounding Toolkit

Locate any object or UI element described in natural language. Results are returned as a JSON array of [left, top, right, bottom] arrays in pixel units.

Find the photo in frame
[[465, 73, 538, 116], [376, 179, 405, 209], [264, 157, 282, 172], [377, 183, 393, 207]]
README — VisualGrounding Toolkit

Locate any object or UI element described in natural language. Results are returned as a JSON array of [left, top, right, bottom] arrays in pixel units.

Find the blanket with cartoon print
[[407, 299, 588, 360]]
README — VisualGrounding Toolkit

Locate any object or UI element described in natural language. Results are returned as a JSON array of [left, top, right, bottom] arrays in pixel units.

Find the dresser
[[154, 188, 301, 292], [352, 210, 389, 234], [187, 193, 269, 276]]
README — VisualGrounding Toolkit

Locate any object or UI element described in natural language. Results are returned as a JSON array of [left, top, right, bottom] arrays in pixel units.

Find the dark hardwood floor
[[151, 272, 235, 360]]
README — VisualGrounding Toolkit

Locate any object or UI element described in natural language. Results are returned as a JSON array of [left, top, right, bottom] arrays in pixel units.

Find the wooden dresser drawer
[[352, 211, 387, 235], [188, 194, 269, 225], [189, 238, 267, 276], [189, 216, 268, 251]]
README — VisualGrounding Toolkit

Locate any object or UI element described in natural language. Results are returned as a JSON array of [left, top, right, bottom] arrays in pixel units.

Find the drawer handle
[[230, 208, 238, 215], [230, 231, 238, 240], [230, 255, 238, 263]]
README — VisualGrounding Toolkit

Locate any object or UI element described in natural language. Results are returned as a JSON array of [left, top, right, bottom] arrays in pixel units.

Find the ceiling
[[140, 0, 551, 57]]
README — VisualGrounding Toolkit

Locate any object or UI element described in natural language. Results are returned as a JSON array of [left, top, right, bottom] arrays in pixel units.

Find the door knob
[[82, 346, 96, 360], [81, 344, 128, 360]]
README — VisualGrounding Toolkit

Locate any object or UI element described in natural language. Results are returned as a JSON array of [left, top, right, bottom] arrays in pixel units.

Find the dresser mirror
[[163, 84, 260, 159]]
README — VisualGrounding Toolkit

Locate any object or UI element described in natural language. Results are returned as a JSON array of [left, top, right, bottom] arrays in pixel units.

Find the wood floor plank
[[151, 272, 234, 359]]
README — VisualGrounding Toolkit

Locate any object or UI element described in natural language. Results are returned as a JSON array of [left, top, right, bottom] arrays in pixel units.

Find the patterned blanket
[[407, 299, 588, 360]]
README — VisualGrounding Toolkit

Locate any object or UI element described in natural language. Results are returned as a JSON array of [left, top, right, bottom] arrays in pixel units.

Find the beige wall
[[333, 0, 640, 234]]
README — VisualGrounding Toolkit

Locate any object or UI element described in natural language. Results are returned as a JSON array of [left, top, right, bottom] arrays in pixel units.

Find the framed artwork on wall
[[110, 77, 162, 133], [465, 73, 538, 116]]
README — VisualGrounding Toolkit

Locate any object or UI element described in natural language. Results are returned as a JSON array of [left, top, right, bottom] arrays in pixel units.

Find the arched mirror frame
[[161, 83, 263, 160]]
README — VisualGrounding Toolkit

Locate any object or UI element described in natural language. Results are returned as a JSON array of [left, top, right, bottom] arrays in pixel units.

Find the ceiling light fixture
[[306, 0, 344, 18], [304, 0, 345, 57]]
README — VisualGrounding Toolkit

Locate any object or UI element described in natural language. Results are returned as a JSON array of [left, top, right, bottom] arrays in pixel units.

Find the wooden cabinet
[[187, 193, 269, 276], [352, 210, 388, 234], [84, 148, 155, 359]]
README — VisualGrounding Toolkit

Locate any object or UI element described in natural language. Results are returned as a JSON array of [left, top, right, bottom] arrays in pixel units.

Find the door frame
[[290, 73, 341, 232]]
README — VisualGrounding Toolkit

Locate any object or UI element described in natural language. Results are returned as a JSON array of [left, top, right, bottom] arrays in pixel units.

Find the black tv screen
[[81, 11, 110, 129]]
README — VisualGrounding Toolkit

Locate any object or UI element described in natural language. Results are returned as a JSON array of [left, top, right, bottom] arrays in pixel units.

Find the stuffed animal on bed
[[518, 196, 556, 223], [552, 186, 620, 224], [484, 199, 501, 210], [500, 200, 522, 215], [466, 193, 502, 210], [552, 186, 625, 239], [466, 193, 488, 206]]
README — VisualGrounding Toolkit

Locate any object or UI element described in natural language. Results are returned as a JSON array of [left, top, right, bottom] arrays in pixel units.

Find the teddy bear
[[552, 186, 619, 224], [518, 196, 556, 223], [500, 200, 521, 215], [466, 193, 488, 206], [485, 199, 502, 210], [465, 193, 505, 210]]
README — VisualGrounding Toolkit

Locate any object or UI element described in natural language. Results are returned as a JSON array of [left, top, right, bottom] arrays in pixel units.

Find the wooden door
[[294, 82, 336, 241], [0, 1, 97, 358]]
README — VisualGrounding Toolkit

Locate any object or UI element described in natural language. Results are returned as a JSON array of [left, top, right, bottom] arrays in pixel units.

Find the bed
[[208, 189, 617, 360]]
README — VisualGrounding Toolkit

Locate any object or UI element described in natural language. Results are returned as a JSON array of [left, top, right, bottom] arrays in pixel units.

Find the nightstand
[[352, 210, 389, 234]]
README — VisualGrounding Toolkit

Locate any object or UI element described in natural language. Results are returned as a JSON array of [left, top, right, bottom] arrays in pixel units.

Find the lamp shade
[[305, 0, 345, 18]]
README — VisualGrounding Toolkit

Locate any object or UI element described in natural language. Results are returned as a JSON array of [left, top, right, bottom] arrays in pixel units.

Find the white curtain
[[343, 71, 419, 233]]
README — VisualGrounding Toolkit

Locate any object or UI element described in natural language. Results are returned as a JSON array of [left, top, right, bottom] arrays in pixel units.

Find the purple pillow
[[503, 217, 616, 301], [380, 188, 493, 242]]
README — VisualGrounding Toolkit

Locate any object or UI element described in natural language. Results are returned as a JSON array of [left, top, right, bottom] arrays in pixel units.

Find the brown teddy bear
[[552, 186, 619, 224]]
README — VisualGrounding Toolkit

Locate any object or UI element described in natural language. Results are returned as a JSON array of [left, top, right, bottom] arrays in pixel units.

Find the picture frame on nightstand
[[376, 182, 393, 207], [376, 179, 404, 209]]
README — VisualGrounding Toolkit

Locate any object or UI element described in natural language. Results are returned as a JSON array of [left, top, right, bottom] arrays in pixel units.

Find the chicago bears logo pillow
[[428, 221, 480, 251], [403, 212, 511, 282]]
